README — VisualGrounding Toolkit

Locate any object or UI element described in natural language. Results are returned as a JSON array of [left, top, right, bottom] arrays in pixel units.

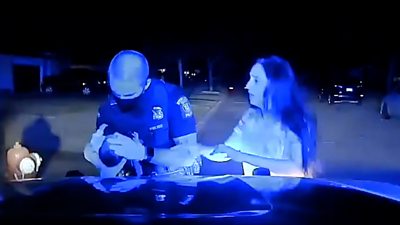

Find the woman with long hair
[[204, 55, 318, 177]]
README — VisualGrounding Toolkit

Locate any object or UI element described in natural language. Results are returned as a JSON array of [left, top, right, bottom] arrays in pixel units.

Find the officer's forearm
[[150, 148, 181, 168], [150, 146, 198, 168], [148, 133, 199, 168]]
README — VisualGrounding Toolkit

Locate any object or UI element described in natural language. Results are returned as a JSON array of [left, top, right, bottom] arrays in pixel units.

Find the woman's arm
[[214, 138, 304, 177]]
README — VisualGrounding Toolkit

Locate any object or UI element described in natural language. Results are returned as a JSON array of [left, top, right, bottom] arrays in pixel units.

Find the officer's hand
[[107, 132, 146, 160], [89, 124, 108, 152]]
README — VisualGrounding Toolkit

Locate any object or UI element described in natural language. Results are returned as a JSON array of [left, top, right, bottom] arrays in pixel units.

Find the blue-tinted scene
[[1, 9, 400, 224]]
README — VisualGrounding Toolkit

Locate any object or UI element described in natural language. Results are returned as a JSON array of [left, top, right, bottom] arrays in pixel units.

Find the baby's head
[[99, 135, 123, 167]]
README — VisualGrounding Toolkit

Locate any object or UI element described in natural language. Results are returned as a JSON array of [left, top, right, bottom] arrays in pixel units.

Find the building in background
[[0, 53, 67, 94]]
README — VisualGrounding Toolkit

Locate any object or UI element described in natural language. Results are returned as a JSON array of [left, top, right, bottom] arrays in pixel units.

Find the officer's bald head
[[108, 50, 150, 99], [108, 50, 149, 82]]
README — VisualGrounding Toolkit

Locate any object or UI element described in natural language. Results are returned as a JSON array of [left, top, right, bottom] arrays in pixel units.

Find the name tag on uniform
[[149, 124, 164, 131]]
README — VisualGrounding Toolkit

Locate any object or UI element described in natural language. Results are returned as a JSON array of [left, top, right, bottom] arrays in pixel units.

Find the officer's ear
[[144, 78, 152, 90]]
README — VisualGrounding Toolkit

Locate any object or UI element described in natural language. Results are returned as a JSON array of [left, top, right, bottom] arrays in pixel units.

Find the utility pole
[[178, 58, 183, 88], [208, 58, 214, 91]]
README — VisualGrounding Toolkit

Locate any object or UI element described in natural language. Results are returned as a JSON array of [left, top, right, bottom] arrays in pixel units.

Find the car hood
[[1, 175, 400, 224]]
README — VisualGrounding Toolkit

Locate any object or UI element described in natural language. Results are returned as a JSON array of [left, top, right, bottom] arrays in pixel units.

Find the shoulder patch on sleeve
[[176, 96, 193, 118], [152, 106, 164, 120]]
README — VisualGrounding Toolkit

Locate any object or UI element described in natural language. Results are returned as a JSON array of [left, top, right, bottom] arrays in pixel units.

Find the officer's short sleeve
[[168, 89, 197, 138]]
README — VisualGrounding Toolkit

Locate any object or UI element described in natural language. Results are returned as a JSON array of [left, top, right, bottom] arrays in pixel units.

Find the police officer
[[84, 50, 200, 178]]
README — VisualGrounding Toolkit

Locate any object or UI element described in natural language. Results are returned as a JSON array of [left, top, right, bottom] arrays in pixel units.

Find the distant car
[[226, 80, 246, 96], [227, 84, 241, 96], [318, 78, 364, 104], [41, 68, 108, 96], [380, 82, 400, 119]]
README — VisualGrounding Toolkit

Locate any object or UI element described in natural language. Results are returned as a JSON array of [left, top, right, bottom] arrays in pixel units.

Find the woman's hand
[[212, 144, 243, 162]]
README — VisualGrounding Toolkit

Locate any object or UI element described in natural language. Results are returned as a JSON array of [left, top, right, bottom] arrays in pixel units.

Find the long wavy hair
[[256, 56, 318, 177]]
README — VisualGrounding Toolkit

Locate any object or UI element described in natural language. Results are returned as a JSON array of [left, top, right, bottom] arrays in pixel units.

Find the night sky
[[1, 6, 399, 79]]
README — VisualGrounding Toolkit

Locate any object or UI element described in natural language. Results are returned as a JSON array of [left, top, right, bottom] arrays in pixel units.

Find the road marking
[[196, 101, 223, 131], [321, 141, 336, 144]]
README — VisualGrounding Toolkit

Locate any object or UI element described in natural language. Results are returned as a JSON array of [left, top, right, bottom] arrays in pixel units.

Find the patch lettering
[[176, 96, 193, 118], [152, 106, 164, 120]]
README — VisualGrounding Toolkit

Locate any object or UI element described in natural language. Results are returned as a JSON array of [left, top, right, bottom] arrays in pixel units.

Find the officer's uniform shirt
[[96, 79, 197, 176], [224, 107, 304, 177]]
